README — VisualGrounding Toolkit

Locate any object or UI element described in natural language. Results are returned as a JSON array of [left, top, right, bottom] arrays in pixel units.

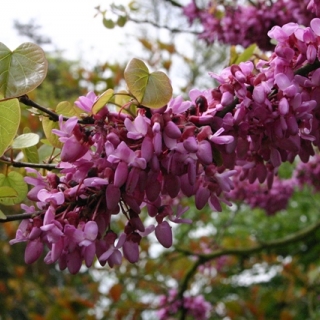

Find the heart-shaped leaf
[[0, 171, 28, 205], [92, 89, 114, 114], [12, 133, 40, 149], [0, 98, 20, 156], [0, 42, 48, 98], [124, 58, 172, 109]]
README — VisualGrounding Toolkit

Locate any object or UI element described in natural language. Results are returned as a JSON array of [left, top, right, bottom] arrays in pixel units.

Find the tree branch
[[0, 212, 42, 223], [128, 17, 201, 34], [19, 95, 95, 124], [163, 0, 183, 7], [19, 95, 64, 122], [178, 218, 320, 261], [175, 218, 320, 318], [0, 156, 58, 170]]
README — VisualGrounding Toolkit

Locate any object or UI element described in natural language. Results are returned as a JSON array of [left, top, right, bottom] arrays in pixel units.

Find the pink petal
[[155, 221, 173, 248]]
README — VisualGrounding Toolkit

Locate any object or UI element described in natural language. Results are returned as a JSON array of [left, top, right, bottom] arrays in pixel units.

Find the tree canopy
[[1, 1, 320, 319]]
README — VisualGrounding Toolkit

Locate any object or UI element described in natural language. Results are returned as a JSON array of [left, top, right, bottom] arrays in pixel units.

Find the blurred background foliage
[[1, 1, 320, 319]]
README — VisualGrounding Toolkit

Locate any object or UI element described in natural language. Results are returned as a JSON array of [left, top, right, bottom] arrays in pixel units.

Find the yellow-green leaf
[[92, 89, 114, 114], [0, 210, 6, 220], [124, 58, 172, 109], [234, 44, 257, 65], [0, 98, 20, 156], [38, 144, 60, 163], [103, 18, 115, 29], [0, 171, 28, 205], [22, 127, 39, 163], [42, 117, 62, 149], [0, 186, 18, 198], [12, 133, 40, 149], [0, 42, 48, 98], [56, 101, 83, 118]]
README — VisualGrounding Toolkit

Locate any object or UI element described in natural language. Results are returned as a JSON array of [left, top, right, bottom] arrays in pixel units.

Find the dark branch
[[175, 218, 320, 317], [19, 95, 64, 122], [0, 156, 58, 170], [128, 17, 201, 34], [0, 212, 42, 223], [163, 0, 183, 7], [19, 95, 95, 124]]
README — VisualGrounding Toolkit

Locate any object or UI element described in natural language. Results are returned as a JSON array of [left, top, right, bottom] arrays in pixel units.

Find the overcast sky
[[0, 0, 132, 65]]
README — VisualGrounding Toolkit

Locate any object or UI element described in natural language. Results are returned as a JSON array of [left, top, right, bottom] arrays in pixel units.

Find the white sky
[[0, 0, 131, 65]]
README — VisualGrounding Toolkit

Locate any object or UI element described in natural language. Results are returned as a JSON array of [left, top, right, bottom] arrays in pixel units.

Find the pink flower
[[74, 91, 97, 113]]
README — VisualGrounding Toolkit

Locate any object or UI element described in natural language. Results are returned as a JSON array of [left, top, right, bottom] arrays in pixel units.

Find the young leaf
[[42, 117, 63, 149], [56, 101, 83, 118], [0, 42, 48, 98], [124, 58, 172, 109], [234, 44, 257, 65], [12, 133, 40, 149], [0, 171, 28, 206], [103, 18, 115, 29], [92, 89, 114, 114], [0, 98, 20, 157]]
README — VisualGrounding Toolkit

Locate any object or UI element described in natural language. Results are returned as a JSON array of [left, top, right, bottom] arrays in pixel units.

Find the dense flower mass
[[227, 168, 295, 215], [183, 0, 319, 50], [294, 154, 320, 192], [10, 17, 320, 273]]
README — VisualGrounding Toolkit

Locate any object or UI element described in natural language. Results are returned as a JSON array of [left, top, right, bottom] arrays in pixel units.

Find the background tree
[[1, 1, 320, 320]]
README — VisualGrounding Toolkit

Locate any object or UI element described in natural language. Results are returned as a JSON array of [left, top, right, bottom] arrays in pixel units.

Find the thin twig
[[128, 17, 201, 34]]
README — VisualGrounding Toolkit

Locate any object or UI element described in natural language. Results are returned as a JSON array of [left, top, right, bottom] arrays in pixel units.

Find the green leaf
[[0, 186, 18, 197], [56, 101, 83, 118], [124, 58, 172, 109], [42, 117, 62, 149], [0, 42, 48, 98], [117, 15, 127, 27], [0, 171, 28, 206], [22, 127, 39, 163], [0, 98, 20, 156], [92, 89, 114, 114], [0, 210, 6, 220], [12, 133, 40, 149], [38, 143, 60, 163], [103, 18, 115, 29], [23, 146, 39, 163], [234, 44, 257, 65]]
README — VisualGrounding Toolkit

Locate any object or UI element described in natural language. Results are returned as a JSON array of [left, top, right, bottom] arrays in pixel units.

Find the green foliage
[[0, 2, 320, 320], [124, 58, 172, 108], [0, 171, 28, 205], [0, 42, 47, 99], [92, 88, 114, 114], [0, 98, 20, 157], [12, 133, 40, 149]]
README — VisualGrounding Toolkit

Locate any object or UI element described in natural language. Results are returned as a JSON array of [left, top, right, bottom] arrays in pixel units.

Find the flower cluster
[[183, 0, 319, 50], [10, 18, 320, 272], [157, 289, 212, 320], [294, 154, 320, 192], [227, 168, 295, 215]]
